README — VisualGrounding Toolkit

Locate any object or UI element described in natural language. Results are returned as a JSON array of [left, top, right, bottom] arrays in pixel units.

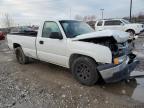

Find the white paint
[[7, 19, 130, 68], [95, 19, 144, 34], [72, 29, 129, 43]]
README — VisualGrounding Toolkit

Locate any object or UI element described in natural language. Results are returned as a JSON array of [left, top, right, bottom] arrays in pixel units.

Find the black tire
[[126, 30, 135, 39], [15, 47, 29, 64], [71, 56, 99, 86]]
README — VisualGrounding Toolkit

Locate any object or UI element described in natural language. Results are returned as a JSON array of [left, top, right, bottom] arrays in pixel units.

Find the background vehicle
[[95, 19, 144, 39], [0, 31, 5, 40], [7, 19, 138, 86]]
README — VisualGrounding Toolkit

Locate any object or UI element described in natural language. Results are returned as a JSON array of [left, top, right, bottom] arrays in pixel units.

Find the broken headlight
[[114, 55, 127, 65]]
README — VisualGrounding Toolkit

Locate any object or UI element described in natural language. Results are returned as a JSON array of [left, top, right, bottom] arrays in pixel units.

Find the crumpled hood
[[71, 30, 129, 43]]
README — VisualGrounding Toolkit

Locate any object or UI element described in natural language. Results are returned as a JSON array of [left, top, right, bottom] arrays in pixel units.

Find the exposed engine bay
[[79, 36, 129, 58]]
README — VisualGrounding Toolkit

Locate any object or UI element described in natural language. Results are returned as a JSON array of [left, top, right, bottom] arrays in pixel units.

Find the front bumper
[[136, 29, 144, 35], [97, 55, 139, 83]]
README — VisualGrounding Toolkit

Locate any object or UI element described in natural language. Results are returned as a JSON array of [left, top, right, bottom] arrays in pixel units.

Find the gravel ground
[[0, 39, 144, 108]]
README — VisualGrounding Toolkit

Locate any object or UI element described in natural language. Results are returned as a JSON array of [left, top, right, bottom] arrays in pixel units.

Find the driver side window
[[42, 21, 61, 38]]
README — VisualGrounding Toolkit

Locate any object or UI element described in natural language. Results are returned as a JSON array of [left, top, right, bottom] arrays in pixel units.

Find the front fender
[[69, 41, 112, 64]]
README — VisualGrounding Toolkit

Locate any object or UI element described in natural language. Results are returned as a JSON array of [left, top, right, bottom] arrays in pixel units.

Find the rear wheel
[[15, 47, 30, 64], [71, 56, 99, 86]]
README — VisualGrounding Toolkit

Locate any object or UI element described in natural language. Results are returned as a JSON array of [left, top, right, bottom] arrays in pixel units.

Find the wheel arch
[[69, 53, 97, 68], [13, 43, 21, 49], [125, 29, 135, 34], [69, 53, 104, 85]]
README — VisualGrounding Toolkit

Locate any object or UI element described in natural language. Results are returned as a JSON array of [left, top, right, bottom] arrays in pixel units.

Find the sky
[[0, 0, 144, 27]]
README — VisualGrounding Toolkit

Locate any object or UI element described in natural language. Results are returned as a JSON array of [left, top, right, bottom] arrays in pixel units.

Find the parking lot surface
[[0, 38, 144, 108]]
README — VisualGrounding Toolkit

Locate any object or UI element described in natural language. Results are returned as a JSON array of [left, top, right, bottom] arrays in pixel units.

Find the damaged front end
[[79, 36, 139, 83], [97, 53, 139, 83]]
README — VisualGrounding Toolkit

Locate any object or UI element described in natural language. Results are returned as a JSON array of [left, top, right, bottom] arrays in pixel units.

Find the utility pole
[[130, 0, 132, 22], [70, 8, 72, 19], [100, 9, 104, 19]]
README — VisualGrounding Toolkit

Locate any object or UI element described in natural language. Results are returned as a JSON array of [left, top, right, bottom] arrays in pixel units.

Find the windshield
[[122, 19, 130, 24], [59, 20, 94, 38]]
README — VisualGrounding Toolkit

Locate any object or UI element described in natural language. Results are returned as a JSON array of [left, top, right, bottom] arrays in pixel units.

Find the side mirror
[[49, 32, 63, 40]]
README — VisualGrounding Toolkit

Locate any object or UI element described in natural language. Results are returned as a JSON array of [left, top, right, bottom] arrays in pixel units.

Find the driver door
[[36, 21, 67, 67]]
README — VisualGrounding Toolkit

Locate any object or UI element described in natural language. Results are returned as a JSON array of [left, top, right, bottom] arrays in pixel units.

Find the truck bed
[[7, 31, 37, 59], [9, 30, 37, 37]]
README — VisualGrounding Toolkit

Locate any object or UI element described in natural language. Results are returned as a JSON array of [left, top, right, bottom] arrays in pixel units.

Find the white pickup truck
[[7, 19, 139, 86], [95, 19, 144, 38]]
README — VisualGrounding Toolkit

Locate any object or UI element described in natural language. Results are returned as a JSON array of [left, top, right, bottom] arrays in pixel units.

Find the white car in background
[[95, 19, 144, 39]]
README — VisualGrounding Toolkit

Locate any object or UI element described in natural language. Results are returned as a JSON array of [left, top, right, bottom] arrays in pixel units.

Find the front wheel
[[71, 56, 99, 86]]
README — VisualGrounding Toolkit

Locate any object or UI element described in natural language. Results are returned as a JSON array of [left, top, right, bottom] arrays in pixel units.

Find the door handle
[[39, 40, 44, 44]]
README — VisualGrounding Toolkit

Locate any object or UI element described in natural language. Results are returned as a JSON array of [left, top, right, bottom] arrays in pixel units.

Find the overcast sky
[[0, 0, 144, 27]]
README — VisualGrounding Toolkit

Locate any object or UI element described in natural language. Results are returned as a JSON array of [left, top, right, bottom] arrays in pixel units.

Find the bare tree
[[83, 16, 89, 22], [75, 15, 96, 22], [90, 15, 96, 21], [138, 12, 144, 19], [75, 15, 83, 20], [83, 15, 96, 22], [124, 12, 144, 23], [3, 13, 13, 28]]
